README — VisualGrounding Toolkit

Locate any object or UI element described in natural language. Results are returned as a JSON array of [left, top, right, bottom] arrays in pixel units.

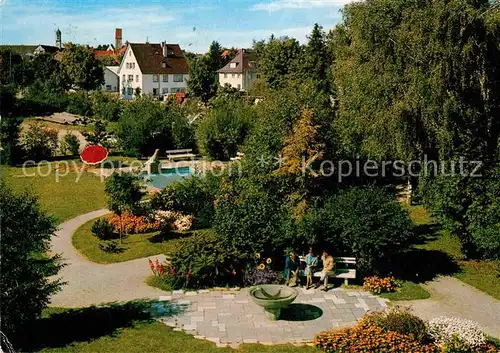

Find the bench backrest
[[334, 257, 356, 265], [166, 149, 192, 154]]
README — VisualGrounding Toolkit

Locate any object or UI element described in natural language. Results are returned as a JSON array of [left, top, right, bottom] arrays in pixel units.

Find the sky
[[0, 0, 354, 53]]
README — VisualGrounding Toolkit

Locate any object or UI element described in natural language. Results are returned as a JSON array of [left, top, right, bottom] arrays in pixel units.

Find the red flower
[[148, 259, 155, 273], [186, 270, 191, 279]]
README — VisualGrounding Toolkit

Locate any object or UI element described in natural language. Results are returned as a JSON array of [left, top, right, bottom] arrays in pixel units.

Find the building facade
[[218, 49, 258, 91], [102, 66, 119, 92], [117, 42, 189, 99]]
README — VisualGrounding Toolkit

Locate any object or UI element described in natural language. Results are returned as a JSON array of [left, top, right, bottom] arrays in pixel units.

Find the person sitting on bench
[[315, 249, 334, 291]]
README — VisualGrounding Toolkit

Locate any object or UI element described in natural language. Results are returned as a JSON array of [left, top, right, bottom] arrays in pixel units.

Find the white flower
[[428, 316, 486, 348]]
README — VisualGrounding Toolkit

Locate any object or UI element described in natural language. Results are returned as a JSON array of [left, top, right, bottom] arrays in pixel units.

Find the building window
[[136, 75, 139, 82], [122, 74, 125, 82], [224, 73, 227, 78], [249, 72, 254, 80], [230, 62, 237, 68], [153, 75, 159, 82], [128, 74, 133, 81], [173, 74, 183, 82], [237, 84, 241, 90], [132, 63, 135, 69], [162, 74, 168, 82], [232, 73, 235, 78], [170, 88, 178, 93], [129, 51, 131, 56], [126, 87, 133, 95], [162, 87, 168, 94], [162, 63, 166, 68], [106, 85, 112, 91], [126, 63, 129, 69], [153, 88, 158, 96]]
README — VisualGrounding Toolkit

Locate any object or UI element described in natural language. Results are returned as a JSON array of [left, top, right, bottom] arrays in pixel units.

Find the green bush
[[91, 219, 117, 240], [67, 91, 92, 116], [21, 122, 59, 160], [297, 186, 414, 275], [157, 231, 244, 289], [195, 95, 255, 160], [60, 133, 80, 156], [21, 82, 69, 116], [214, 177, 293, 257], [150, 173, 221, 228], [92, 91, 123, 122], [362, 306, 430, 344]]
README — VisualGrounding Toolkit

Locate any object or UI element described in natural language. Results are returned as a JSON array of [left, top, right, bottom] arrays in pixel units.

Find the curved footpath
[[49, 210, 500, 340], [49, 209, 168, 307]]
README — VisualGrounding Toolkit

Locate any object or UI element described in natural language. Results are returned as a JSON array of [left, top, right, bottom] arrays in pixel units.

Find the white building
[[218, 49, 259, 91], [102, 66, 119, 92], [117, 42, 189, 99]]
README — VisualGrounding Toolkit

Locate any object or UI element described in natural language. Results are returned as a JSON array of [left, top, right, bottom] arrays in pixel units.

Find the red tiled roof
[[217, 49, 258, 73], [129, 43, 188, 74]]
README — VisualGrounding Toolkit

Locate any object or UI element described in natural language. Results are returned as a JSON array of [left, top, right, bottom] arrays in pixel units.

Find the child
[[304, 248, 317, 289]]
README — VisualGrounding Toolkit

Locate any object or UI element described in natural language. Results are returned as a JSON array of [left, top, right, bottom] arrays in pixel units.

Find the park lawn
[[72, 217, 191, 264], [30, 307, 317, 353], [409, 205, 500, 300], [2, 164, 106, 223]]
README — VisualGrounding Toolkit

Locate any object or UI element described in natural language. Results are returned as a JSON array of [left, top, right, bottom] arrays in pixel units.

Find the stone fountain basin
[[249, 284, 299, 320]]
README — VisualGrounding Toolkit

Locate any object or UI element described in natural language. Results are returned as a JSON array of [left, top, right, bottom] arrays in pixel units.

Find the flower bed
[[363, 275, 397, 293]]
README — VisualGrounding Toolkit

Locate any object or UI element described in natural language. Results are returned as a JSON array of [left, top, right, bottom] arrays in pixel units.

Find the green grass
[[26, 305, 317, 353], [21, 117, 90, 132], [409, 205, 500, 300], [379, 280, 430, 301], [2, 164, 106, 223], [145, 275, 173, 291], [72, 217, 190, 264]]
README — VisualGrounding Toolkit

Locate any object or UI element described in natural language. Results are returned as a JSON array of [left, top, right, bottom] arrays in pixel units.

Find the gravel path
[[49, 209, 168, 307], [402, 276, 500, 338]]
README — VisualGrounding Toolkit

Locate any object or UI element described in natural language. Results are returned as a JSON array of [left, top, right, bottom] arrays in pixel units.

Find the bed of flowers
[[107, 210, 193, 234], [314, 307, 498, 353], [363, 275, 398, 293]]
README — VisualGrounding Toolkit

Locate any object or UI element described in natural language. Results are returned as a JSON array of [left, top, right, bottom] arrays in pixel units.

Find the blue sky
[[1, 0, 352, 53]]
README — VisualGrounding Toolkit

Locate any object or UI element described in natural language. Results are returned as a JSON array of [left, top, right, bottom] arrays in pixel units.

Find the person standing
[[315, 250, 334, 291], [284, 250, 299, 287], [304, 248, 318, 289]]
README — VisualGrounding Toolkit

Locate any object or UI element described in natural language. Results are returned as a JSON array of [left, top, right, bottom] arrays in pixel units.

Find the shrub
[[91, 218, 117, 240], [195, 95, 255, 160], [108, 211, 161, 234], [151, 174, 220, 228], [428, 317, 487, 349], [67, 91, 92, 116], [362, 306, 430, 344], [21, 122, 59, 160], [314, 321, 439, 353], [92, 91, 123, 122], [154, 210, 193, 232], [156, 231, 245, 289], [363, 276, 397, 294], [297, 186, 414, 275], [60, 133, 80, 155], [98, 240, 122, 253]]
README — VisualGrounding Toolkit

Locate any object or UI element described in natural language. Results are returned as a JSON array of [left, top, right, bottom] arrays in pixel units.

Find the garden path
[[402, 276, 500, 338], [49, 209, 168, 307]]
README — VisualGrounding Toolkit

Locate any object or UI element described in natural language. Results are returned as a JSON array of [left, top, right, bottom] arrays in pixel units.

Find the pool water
[[140, 167, 191, 189]]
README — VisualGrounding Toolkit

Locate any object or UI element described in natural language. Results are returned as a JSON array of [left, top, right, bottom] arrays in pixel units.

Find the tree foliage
[[60, 43, 104, 91], [0, 182, 63, 342]]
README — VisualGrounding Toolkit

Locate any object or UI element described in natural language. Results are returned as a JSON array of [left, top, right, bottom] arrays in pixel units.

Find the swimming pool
[[140, 167, 191, 189]]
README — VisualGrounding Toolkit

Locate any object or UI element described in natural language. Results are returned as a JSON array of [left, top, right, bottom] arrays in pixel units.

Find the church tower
[[56, 28, 62, 49]]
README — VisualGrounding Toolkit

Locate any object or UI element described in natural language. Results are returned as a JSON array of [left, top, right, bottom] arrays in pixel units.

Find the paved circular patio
[[150, 287, 388, 348]]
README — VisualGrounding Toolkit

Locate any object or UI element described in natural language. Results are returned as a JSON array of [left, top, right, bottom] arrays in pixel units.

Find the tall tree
[[256, 36, 302, 89], [0, 182, 63, 343], [300, 24, 331, 92], [60, 43, 104, 91]]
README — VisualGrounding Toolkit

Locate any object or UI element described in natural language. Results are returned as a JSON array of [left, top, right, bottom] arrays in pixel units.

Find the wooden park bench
[[312, 257, 357, 285], [230, 152, 245, 161], [166, 148, 196, 161]]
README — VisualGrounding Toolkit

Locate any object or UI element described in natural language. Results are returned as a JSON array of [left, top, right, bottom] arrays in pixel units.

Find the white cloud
[[252, 0, 355, 12]]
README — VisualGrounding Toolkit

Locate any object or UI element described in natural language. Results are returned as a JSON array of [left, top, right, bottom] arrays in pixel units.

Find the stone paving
[[149, 287, 388, 348]]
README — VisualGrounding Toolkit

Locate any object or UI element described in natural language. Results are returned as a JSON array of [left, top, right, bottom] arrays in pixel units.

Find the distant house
[[217, 49, 259, 91], [93, 28, 127, 65], [117, 41, 189, 99], [102, 66, 119, 92]]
